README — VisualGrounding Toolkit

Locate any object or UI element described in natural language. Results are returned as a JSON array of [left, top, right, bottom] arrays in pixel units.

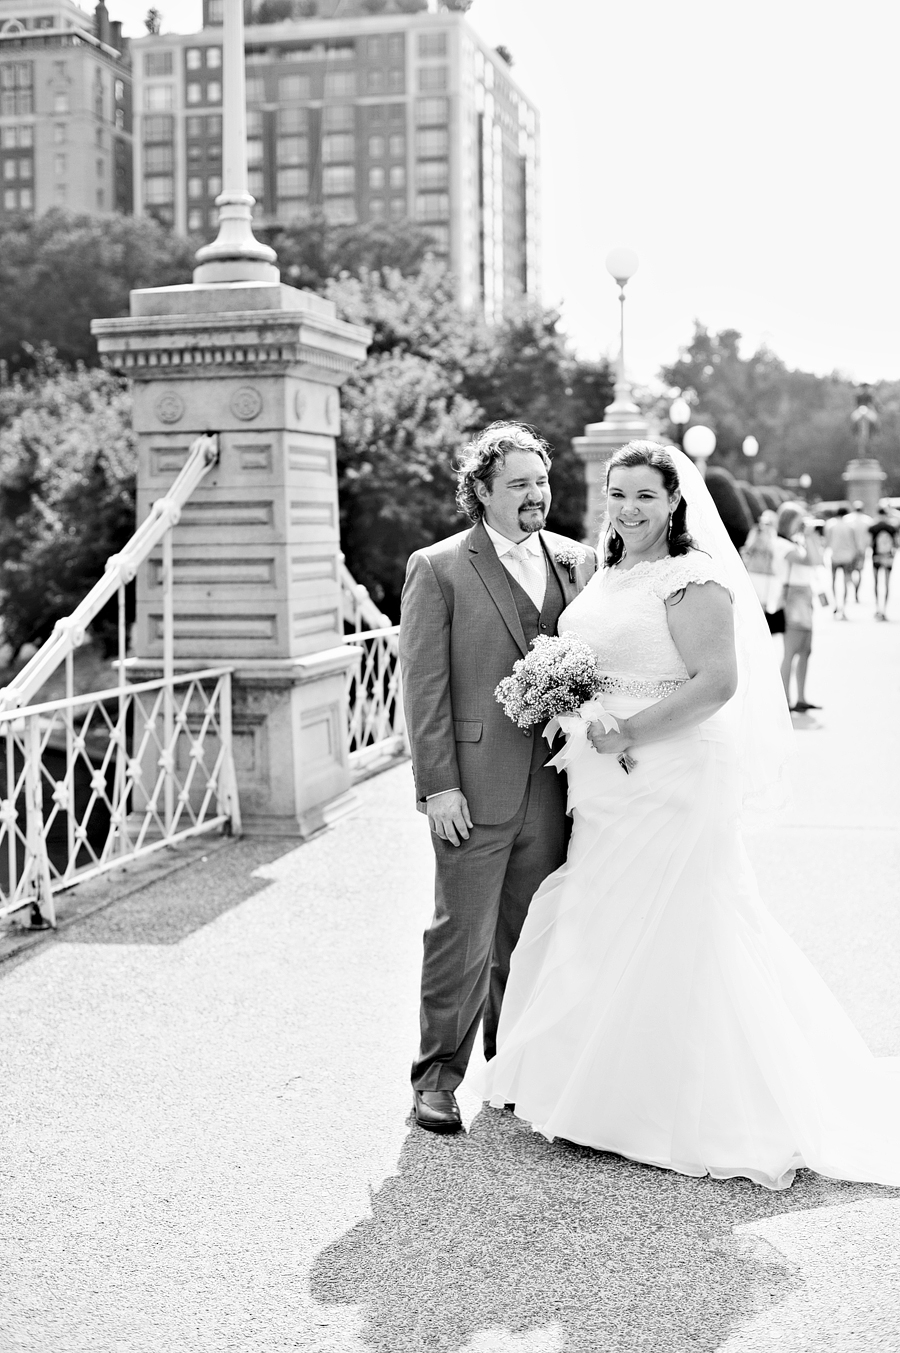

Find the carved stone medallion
[[230, 386, 263, 421], [325, 391, 339, 430], [294, 389, 307, 422], [155, 391, 185, 424]]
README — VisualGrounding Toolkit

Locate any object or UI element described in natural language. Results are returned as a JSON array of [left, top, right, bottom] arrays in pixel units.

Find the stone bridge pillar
[[94, 284, 370, 836]]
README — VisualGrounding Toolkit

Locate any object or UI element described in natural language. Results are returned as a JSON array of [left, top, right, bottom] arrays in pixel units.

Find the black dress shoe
[[413, 1088, 463, 1134]]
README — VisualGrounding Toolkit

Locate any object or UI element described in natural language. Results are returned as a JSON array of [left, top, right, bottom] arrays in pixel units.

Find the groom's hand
[[427, 790, 473, 847]]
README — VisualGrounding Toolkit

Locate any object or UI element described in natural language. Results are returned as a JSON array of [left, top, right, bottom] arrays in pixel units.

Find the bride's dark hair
[[603, 440, 699, 566]]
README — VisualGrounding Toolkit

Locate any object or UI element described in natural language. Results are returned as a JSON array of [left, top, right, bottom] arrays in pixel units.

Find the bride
[[482, 440, 900, 1192]]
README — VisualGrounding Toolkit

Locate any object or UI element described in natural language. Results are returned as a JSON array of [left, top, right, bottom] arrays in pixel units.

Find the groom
[[399, 421, 597, 1133]]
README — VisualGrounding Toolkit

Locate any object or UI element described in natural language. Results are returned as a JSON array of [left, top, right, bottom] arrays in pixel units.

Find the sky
[[108, 0, 900, 386]]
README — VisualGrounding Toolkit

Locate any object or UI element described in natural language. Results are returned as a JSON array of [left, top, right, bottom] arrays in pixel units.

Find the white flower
[[554, 543, 588, 578]]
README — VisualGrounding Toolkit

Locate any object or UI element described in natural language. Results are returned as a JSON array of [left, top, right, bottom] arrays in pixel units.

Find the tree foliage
[[0, 211, 195, 370], [659, 322, 900, 501], [0, 355, 137, 660]]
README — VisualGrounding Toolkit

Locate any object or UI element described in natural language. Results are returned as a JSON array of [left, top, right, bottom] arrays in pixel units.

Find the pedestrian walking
[[740, 509, 780, 627], [824, 507, 859, 618], [870, 503, 899, 620], [844, 500, 874, 602], [772, 503, 823, 713]]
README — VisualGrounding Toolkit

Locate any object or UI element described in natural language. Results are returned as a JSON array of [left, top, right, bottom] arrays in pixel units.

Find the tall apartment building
[[0, 0, 131, 219], [133, 0, 539, 320]]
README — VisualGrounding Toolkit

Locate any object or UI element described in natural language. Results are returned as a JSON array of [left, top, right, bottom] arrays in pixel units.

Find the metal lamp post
[[669, 396, 691, 448], [742, 434, 759, 485], [603, 247, 640, 416], [683, 424, 716, 479]]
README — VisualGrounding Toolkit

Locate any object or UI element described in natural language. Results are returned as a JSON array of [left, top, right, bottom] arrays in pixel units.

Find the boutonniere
[[553, 543, 587, 583]]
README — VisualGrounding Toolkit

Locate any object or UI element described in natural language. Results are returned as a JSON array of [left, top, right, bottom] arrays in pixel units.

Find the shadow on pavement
[[310, 1105, 890, 1353], [55, 838, 297, 946]]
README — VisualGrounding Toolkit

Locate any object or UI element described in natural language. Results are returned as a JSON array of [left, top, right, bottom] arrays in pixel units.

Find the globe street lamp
[[669, 396, 691, 447], [742, 434, 759, 486], [682, 424, 716, 478], [604, 247, 640, 416], [798, 473, 812, 497]]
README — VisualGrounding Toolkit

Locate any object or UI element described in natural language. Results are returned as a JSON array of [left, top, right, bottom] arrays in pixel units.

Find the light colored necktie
[[505, 542, 547, 611]]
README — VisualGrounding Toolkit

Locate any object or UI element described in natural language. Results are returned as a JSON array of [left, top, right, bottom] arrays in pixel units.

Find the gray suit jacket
[[399, 521, 598, 824]]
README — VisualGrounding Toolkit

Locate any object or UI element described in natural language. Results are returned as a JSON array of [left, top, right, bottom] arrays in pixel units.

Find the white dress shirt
[[484, 523, 548, 612]]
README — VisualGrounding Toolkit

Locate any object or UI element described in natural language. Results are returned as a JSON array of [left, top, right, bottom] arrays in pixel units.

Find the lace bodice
[[559, 552, 728, 682]]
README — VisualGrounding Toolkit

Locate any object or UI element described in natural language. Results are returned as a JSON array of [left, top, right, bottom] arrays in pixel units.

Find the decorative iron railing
[[344, 625, 407, 772], [0, 669, 240, 928], [0, 434, 240, 928]]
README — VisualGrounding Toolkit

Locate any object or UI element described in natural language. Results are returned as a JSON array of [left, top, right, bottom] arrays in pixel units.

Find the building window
[[188, 207, 204, 231], [323, 197, 356, 224], [186, 115, 203, 137], [96, 127, 104, 146], [3, 188, 15, 209], [322, 105, 353, 132], [246, 138, 264, 165], [368, 36, 385, 60], [0, 62, 34, 117], [416, 96, 448, 124], [276, 167, 309, 196], [207, 114, 223, 137], [387, 68, 404, 93], [248, 168, 264, 197], [145, 51, 173, 76], [207, 175, 222, 196], [145, 115, 174, 142], [389, 165, 405, 189], [144, 85, 173, 112], [368, 134, 385, 158], [245, 109, 262, 136], [96, 188, 104, 208], [324, 71, 356, 99], [53, 123, 66, 143], [54, 183, 66, 203], [277, 198, 307, 222], [115, 79, 125, 102], [416, 159, 448, 189], [277, 106, 308, 134], [0, 127, 16, 148], [388, 133, 405, 157], [54, 153, 66, 177], [416, 191, 449, 221], [368, 166, 385, 190], [187, 142, 202, 162], [144, 144, 173, 172], [144, 175, 174, 204], [19, 159, 32, 179], [186, 48, 202, 70], [19, 127, 33, 149], [115, 110, 125, 130], [186, 83, 202, 105], [418, 66, 448, 93], [245, 77, 265, 103], [387, 35, 404, 61], [53, 92, 69, 114], [369, 197, 385, 218], [207, 0, 223, 21], [19, 186, 32, 210], [415, 128, 448, 156], [323, 164, 355, 194], [389, 196, 405, 220], [278, 73, 311, 101], [367, 69, 385, 94], [3, 161, 15, 180], [418, 33, 447, 58], [207, 47, 222, 68], [207, 142, 221, 161], [276, 136, 307, 165], [96, 157, 104, 177], [323, 133, 354, 163], [188, 176, 203, 198], [425, 223, 450, 252], [207, 81, 222, 103]]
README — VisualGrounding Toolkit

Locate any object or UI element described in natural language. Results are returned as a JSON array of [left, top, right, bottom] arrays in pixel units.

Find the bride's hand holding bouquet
[[494, 633, 635, 773]]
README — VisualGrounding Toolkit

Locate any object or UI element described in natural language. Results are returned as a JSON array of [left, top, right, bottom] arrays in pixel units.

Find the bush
[[705, 466, 753, 550]]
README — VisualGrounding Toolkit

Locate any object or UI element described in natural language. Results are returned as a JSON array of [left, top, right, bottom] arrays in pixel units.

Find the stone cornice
[[92, 309, 371, 381]]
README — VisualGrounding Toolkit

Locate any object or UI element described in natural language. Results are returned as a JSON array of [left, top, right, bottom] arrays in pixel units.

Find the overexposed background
[[109, 0, 900, 384]]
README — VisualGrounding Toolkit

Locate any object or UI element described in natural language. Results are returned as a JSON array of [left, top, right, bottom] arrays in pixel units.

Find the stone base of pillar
[[125, 644, 362, 840], [572, 410, 652, 543], [842, 458, 887, 518]]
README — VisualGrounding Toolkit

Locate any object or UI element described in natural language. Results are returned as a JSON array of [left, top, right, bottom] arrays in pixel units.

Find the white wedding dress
[[483, 551, 900, 1191]]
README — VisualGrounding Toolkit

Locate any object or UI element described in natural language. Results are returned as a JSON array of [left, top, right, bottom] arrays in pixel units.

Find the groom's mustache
[[520, 502, 545, 511]]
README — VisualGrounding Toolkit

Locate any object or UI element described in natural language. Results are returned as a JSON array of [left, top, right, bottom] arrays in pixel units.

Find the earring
[[667, 513, 674, 540]]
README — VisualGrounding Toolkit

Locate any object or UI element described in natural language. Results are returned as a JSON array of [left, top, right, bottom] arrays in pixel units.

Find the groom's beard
[[519, 503, 547, 533]]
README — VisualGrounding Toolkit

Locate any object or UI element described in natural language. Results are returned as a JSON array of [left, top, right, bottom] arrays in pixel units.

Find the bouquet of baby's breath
[[494, 633, 602, 729]]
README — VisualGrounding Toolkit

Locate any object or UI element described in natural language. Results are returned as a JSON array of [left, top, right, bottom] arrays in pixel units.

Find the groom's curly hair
[[455, 422, 552, 522]]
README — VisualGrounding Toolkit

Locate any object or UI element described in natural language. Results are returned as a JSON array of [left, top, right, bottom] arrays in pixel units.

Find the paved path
[[1, 595, 899, 1353]]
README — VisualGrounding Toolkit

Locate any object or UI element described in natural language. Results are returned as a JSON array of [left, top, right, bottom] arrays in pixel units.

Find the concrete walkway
[[1, 591, 899, 1353]]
